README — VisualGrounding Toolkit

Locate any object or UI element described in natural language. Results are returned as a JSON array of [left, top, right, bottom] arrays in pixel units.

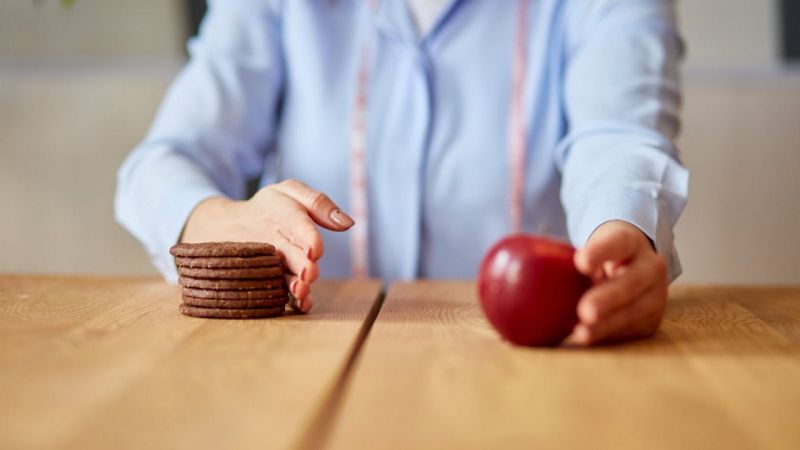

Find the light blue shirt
[[115, 0, 689, 283]]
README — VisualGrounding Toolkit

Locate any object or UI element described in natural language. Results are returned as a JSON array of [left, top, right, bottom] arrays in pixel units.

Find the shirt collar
[[372, 0, 464, 44]]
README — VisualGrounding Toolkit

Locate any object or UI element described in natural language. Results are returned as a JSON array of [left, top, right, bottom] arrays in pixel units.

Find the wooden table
[[1, 276, 799, 450]]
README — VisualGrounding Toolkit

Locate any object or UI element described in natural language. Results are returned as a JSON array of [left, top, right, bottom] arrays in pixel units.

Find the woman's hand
[[571, 220, 668, 345], [180, 179, 354, 313]]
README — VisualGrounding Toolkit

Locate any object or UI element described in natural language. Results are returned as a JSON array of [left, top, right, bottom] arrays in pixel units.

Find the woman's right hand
[[180, 179, 355, 313]]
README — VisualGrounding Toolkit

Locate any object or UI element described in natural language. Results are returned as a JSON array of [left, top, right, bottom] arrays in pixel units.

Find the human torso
[[270, 0, 574, 281]]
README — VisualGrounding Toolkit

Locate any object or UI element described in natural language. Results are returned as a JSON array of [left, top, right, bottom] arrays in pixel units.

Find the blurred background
[[1, 0, 798, 284]]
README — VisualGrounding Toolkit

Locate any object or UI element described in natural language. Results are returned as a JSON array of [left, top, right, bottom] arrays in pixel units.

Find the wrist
[[180, 196, 236, 243]]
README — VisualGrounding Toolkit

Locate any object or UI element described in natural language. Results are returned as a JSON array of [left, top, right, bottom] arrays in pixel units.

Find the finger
[[288, 291, 300, 312], [590, 266, 607, 284], [285, 273, 311, 301], [263, 192, 326, 262], [574, 223, 639, 275], [286, 291, 313, 314], [603, 260, 621, 279], [571, 324, 592, 346], [583, 284, 666, 344], [286, 282, 313, 313], [278, 215, 326, 263], [302, 294, 315, 313], [271, 179, 354, 231], [273, 232, 316, 282], [288, 293, 314, 314], [577, 258, 654, 325], [284, 274, 303, 313]]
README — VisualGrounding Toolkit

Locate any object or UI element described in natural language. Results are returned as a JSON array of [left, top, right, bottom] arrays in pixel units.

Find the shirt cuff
[[116, 145, 224, 284], [150, 184, 221, 283], [567, 188, 683, 282]]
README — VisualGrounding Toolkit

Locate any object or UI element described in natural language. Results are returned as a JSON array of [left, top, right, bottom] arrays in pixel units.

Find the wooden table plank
[[328, 281, 800, 450], [667, 286, 800, 450], [0, 275, 382, 450], [0, 275, 203, 450], [729, 287, 800, 344]]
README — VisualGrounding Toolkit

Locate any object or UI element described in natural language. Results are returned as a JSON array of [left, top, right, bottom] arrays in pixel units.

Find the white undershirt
[[407, 0, 449, 35]]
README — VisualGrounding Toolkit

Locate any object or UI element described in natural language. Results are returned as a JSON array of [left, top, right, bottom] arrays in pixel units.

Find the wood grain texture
[[0, 275, 382, 450], [328, 282, 800, 450], [4, 277, 800, 450]]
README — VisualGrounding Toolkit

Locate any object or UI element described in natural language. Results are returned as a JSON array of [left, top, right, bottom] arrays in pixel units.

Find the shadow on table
[[362, 288, 796, 358]]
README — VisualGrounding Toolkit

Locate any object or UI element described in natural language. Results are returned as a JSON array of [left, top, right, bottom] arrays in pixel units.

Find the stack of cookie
[[169, 242, 290, 319]]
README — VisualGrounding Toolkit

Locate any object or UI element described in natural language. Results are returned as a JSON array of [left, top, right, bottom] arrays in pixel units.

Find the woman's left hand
[[570, 220, 668, 345]]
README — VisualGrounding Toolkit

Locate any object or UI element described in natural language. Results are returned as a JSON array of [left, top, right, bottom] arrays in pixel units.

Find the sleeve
[[114, 0, 284, 282], [555, 0, 690, 281]]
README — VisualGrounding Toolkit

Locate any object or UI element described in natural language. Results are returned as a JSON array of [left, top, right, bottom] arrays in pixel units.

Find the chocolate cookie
[[174, 255, 282, 269], [170, 242, 277, 258], [182, 296, 288, 309], [179, 303, 285, 319], [182, 287, 288, 300], [177, 266, 284, 279], [178, 276, 286, 291]]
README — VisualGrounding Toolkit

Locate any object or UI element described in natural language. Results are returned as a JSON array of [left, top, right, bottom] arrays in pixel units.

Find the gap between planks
[[291, 289, 387, 450]]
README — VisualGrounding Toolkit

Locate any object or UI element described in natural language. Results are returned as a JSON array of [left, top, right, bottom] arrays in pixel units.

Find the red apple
[[477, 234, 591, 347]]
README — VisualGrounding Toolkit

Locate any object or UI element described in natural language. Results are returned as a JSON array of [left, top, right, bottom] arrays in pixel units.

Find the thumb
[[574, 222, 638, 275], [271, 180, 355, 231]]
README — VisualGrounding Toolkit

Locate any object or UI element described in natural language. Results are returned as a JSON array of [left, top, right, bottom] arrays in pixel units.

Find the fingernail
[[290, 279, 299, 296], [302, 295, 314, 313], [329, 209, 355, 229], [300, 267, 307, 283], [306, 246, 314, 260]]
